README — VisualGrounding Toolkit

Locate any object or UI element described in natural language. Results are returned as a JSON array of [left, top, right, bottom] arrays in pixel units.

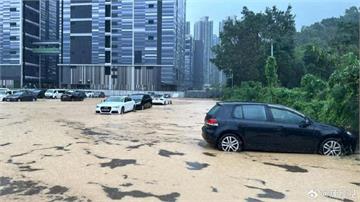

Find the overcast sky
[[187, 0, 360, 35]]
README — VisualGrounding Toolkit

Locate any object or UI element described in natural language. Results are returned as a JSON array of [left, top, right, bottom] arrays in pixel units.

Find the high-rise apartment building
[[193, 40, 204, 89], [209, 34, 226, 86], [194, 16, 224, 88], [194, 16, 213, 87], [184, 26, 193, 90], [60, 0, 186, 91], [0, 0, 60, 88]]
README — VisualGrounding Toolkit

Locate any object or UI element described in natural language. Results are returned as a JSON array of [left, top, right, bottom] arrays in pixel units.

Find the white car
[[45, 89, 66, 99], [0, 88, 9, 101], [85, 91, 94, 98], [152, 94, 172, 105], [96, 96, 135, 114]]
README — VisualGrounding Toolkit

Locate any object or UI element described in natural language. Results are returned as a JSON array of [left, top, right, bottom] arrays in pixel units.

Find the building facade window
[[105, 51, 111, 63], [71, 21, 92, 33], [105, 5, 111, 17], [134, 51, 142, 64], [105, 20, 111, 32], [71, 6, 92, 18], [105, 36, 111, 48]]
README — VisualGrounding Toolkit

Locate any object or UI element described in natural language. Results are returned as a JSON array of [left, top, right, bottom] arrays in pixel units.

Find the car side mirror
[[300, 117, 311, 128]]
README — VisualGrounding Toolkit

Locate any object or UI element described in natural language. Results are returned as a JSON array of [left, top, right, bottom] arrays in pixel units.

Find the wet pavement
[[0, 98, 359, 201]]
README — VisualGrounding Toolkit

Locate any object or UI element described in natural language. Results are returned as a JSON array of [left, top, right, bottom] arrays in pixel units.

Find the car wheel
[[17, 98, 20, 102], [32, 98, 36, 101], [320, 138, 343, 156], [132, 105, 136, 112], [120, 107, 125, 114], [141, 105, 144, 110], [218, 134, 242, 152]]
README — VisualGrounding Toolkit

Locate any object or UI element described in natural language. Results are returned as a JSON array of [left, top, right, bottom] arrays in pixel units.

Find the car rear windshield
[[208, 104, 221, 115]]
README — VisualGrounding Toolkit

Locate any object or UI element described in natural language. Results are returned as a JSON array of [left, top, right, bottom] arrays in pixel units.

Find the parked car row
[[0, 88, 106, 102], [95, 93, 172, 114], [45, 89, 105, 99]]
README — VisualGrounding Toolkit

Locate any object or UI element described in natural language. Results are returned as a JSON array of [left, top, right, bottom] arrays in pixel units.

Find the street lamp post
[[258, 33, 274, 57]]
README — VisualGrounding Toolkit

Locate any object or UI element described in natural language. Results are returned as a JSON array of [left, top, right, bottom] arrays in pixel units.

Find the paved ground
[[0, 98, 359, 202]]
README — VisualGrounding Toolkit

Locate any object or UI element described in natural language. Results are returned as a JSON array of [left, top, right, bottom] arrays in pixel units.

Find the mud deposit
[[102, 185, 180, 201], [263, 162, 308, 173], [100, 159, 137, 169], [0, 98, 359, 201]]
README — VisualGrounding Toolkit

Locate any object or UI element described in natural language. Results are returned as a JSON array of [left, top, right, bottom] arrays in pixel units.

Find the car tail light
[[206, 118, 218, 126]]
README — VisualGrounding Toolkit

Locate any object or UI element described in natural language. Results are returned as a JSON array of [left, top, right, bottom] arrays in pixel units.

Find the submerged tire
[[320, 138, 343, 156], [218, 134, 243, 152]]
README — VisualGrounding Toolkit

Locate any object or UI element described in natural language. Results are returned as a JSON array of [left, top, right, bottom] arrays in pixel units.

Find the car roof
[[131, 93, 147, 96], [218, 101, 268, 105], [108, 96, 126, 98]]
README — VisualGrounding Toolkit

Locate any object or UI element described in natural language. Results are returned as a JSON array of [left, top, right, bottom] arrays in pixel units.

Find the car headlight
[[96, 105, 100, 109], [346, 131, 353, 136]]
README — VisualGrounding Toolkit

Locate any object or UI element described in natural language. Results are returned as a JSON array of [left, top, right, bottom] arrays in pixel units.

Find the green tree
[[323, 53, 359, 131], [212, 6, 297, 87], [263, 6, 297, 87], [331, 7, 359, 56], [265, 56, 279, 87], [303, 45, 335, 79], [211, 9, 264, 86]]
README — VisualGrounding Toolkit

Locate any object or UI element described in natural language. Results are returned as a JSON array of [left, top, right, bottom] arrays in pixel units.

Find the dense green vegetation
[[212, 6, 359, 132]]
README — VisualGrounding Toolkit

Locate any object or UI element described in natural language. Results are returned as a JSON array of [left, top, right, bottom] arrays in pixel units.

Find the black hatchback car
[[202, 102, 357, 156], [130, 94, 152, 110]]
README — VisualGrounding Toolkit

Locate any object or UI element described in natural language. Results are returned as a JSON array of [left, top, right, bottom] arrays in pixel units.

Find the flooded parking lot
[[0, 98, 359, 201]]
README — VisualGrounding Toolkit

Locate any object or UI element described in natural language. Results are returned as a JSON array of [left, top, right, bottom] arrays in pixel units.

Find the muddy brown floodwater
[[0, 98, 359, 202]]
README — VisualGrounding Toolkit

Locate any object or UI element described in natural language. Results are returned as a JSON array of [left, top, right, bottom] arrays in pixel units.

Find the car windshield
[[154, 95, 163, 98], [105, 97, 124, 102], [13, 92, 23, 96], [46, 90, 54, 93], [130, 95, 143, 100], [0, 89, 7, 94]]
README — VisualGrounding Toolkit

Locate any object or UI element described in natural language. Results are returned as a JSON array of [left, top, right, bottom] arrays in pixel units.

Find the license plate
[[101, 107, 111, 112]]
